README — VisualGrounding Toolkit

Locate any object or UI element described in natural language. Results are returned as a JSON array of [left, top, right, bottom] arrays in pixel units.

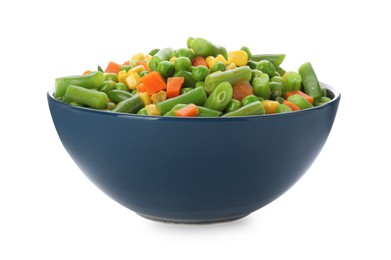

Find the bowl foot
[[137, 212, 250, 225]]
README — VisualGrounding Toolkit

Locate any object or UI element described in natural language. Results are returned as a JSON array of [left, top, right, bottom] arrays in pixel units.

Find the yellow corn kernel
[[144, 54, 152, 61], [127, 65, 145, 77], [125, 72, 141, 90], [226, 62, 237, 70], [145, 104, 161, 116], [139, 92, 151, 105], [227, 50, 249, 67], [132, 52, 145, 61], [262, 100, 280, 114], [151, 90, 167, 104], [118, 70, 127, 83], [169, 57, 177, 63], [205, 55, 227, 69]]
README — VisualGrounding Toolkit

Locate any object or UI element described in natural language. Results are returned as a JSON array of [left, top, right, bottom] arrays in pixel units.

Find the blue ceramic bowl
[[48, 84, 340, 224]]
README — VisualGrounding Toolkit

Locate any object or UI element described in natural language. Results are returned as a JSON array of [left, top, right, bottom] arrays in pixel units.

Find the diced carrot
[[192, 56, 209, 67], [105, 61, 121, 74], [232, 81, 254, 102], [141, 71, 167, 95], [166, 77, 185, 99], [285, 90, 314, 104], [137, 83, 146, 93], [135, 60, 150, 71], [122, 60, 130, 66], [175, 103, 199, 117], [82, 70, 92, 75], [283, 100, 301, 111]]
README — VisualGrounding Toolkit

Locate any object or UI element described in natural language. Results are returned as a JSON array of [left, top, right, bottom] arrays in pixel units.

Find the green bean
[[240, 46, 252, 59], [284, 71, 302, 92], [64, 85, 108, 109], [112, 94, 145, 113], [98, 80, 116, 93], [222, 101, 265, 117], [204, 66, 251, 94], [298, 62, 322, 99], [203, 82, 233, 112], [252, 75, 270, 99], [115, 82, 129, 92], [167, 104, 222, 117], [250, 54, 286, 67], [189, 37, 228, 59], [314, 96, 331, 106], [137, 107, 148, 115], [107, 90, 134, 104], [270, 82, 283, 99], [277, 104, 292, 113], [55, 71, 104, 98], [157, 86, 207, 115], [287, 94, 313, 109], [148, 48, 174, 71], [104, 73, 118, 82]]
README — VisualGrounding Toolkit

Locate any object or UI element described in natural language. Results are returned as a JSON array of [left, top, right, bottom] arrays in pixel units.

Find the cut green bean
[[204, 66, 251, 94], [157, 86, 207, 115], [203, 82, 233, 112], [222, 101, 265, 117], [55, 71, 104, 98], [112, 94, 145, 113], [64, 85, 108, 109]]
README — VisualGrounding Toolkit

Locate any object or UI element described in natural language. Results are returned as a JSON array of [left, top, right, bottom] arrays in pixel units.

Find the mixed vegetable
[[54, 37, 332, 117]]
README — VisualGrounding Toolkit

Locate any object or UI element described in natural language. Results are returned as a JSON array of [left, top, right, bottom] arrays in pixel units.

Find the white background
[[1, 0, 390, 259]]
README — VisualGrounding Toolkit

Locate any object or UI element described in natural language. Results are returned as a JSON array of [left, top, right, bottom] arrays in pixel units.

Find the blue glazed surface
[[47, 84, 340, 223]]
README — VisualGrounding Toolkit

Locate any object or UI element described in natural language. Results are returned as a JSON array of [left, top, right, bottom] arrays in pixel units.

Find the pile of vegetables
[[54, 37, 331, 117]]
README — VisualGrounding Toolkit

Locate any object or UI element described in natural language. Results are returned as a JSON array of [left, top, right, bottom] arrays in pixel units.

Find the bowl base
[[137, 212, 250, 225]]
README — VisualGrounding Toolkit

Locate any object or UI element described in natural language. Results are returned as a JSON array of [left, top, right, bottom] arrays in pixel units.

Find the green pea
[[256, 60, 276, 78], [174, 57, 192, 72], [174, 48, 194, 60], [157, 60, 175, 78], [210, 61, 226, 73], [241, 95, 258, 106], [224, 99, 242, 113], [192, 65, 210, 81]]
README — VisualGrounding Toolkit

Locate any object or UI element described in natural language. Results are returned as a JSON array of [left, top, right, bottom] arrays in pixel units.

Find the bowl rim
[[47, 82, 340, 120]]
